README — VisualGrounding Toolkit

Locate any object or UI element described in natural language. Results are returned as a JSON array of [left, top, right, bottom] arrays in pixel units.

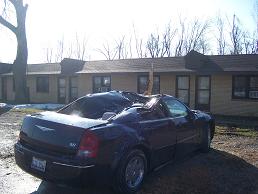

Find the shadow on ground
[[30, 149, 258, 194]]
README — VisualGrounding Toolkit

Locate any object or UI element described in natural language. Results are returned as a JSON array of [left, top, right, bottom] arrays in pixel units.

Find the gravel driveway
[[0, 110, 257, 194]]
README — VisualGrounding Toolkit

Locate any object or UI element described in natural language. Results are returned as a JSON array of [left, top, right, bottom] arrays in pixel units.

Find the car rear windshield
[[58, 94, 132, 119]]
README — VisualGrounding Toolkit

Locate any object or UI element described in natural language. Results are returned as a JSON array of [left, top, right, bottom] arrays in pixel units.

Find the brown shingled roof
[[0, 63, 12, 74], [27, 63, 61, 74], [1, 63, 61, 75], [1, 51, 257, 76], [77, 57, 193, 73], [208, 54, 258, 72]]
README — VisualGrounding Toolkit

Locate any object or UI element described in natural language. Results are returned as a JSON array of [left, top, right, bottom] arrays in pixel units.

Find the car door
[[139, 101, 176, 167], [162, 97, 198, 159]]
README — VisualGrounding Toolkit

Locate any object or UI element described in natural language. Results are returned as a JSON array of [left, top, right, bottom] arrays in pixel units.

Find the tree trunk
[[0, 0, 28, 103], [12, 0, 28, 103]]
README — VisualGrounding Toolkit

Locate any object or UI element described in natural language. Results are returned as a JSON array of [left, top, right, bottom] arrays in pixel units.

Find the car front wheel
[[114, 149, 147, 194]]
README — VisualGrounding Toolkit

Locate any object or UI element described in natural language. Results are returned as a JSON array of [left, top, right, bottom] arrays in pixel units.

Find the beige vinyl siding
[[211, 75, 258, 117], [27, 75, 58, 103], [189, 75, 196, 109], [160, 74, 175, 96], [6, 76, 15, 101], [78, 73, 177, 97], [112, 73, 138, 92], [0, 77, 2, 100], [78, 73, 138, 97], [78, 74, 93, 97]]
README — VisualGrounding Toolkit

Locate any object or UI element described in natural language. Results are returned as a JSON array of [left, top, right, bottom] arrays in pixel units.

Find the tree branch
[[0, 15, 16, 34]]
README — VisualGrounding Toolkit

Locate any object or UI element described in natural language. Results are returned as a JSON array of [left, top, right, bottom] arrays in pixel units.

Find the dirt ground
[[0, 110, 257, 194]]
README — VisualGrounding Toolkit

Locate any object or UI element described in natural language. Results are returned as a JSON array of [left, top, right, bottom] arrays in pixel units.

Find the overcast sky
[[0, 0, 256, 63]]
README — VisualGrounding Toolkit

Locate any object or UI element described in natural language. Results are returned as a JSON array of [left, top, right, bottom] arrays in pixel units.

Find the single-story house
[[0, 50, 258, 117]]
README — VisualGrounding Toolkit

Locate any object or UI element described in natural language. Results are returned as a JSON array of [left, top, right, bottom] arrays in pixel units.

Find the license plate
[[31, 157, 46, 172]]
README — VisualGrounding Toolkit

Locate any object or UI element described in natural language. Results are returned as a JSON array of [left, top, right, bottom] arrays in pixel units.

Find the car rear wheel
[[200, 126, 211, 153], [114, 149, 147, 194]]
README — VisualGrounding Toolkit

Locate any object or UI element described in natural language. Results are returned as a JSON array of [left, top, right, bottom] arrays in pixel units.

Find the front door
[[195, 76, 211, 111], [2, 77, 7, 101], [58, 77, 66, 104], [140, 102, 176, 167], [163, 97, 198, 159]]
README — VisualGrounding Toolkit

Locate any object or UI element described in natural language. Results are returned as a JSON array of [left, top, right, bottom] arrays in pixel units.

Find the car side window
[[163, 98, 188, 118], [141, 102, 166, 120]]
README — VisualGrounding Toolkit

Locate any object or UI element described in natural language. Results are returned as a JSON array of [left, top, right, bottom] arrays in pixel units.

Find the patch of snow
[[0, 103, 13, 109], [12, 104, 64, 111]]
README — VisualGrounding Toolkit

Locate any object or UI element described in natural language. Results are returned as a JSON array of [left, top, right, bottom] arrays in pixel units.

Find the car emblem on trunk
[[35, 125, 55, 132], [69, 143, 77, 147]]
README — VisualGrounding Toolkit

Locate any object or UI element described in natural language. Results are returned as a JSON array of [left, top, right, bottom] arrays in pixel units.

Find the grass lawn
[[215, 125, 258, 138]]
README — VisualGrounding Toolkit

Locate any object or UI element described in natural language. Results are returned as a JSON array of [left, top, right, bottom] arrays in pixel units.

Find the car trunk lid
[[20, 111, 107, 155]]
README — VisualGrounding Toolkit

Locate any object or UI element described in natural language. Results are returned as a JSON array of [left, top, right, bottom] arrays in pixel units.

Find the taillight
[[77, 130, 99, 158]]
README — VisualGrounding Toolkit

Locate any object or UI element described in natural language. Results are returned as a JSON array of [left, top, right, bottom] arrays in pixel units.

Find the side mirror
[[188, 110, 196, 120]]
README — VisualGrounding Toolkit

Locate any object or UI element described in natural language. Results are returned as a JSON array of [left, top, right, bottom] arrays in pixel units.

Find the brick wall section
[[211, 75, 258, 117]]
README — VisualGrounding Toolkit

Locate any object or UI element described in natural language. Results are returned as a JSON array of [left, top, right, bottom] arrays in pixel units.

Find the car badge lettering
[[69, 143, 77, 147], [36, 125, 55, 132]]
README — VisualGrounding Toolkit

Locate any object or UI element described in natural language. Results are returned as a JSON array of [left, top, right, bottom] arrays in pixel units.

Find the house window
[[138, 75, 160, 94], [93, 76, 111, 93], [176, 75, 190, 105], [36, 76, 49, 93], [233, 75, 258, 99]]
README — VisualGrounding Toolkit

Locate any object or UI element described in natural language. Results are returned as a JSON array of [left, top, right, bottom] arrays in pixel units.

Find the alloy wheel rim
[[125, 156, 145, 189]]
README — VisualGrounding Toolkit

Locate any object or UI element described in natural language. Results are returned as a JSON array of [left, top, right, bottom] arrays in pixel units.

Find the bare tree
[[146, 31, 167, 58], [44, 34, 88, 62], [74, 34, 87, 60], [97, 41, 117, 60], [0, 0, 28, 103], [45, 47, 54, 63], [252, 1, 258, 53], [229, 14, 244, 54], [199, 37, 210, 54], [128, 36, 133, 58], [97, 36, 133, 60], [215, 14, 227, 55], [183, 19, 210, 54], [146, 33, 160, 58], [175, 18, 185, 56], [66, 43, 73, 58], [55, 37, 65, 62], [133, 25, 145, 58], [242, 31, 257, 54], [115, 36, 127, 59], [162, 23, 177, 57]]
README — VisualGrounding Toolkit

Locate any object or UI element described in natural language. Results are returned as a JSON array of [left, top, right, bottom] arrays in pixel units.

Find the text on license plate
[[31, 157, 46, 172]]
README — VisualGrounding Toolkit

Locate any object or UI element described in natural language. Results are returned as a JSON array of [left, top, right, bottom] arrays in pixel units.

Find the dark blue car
[[15, 91, 215, 194]]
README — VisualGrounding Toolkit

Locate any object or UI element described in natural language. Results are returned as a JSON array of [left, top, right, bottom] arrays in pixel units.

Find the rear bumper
[[14, 142, 111, 186]]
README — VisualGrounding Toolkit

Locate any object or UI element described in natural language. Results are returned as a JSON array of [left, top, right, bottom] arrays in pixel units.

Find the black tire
[[113, 149, 147, 194], [200, 126, 211, 153]]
